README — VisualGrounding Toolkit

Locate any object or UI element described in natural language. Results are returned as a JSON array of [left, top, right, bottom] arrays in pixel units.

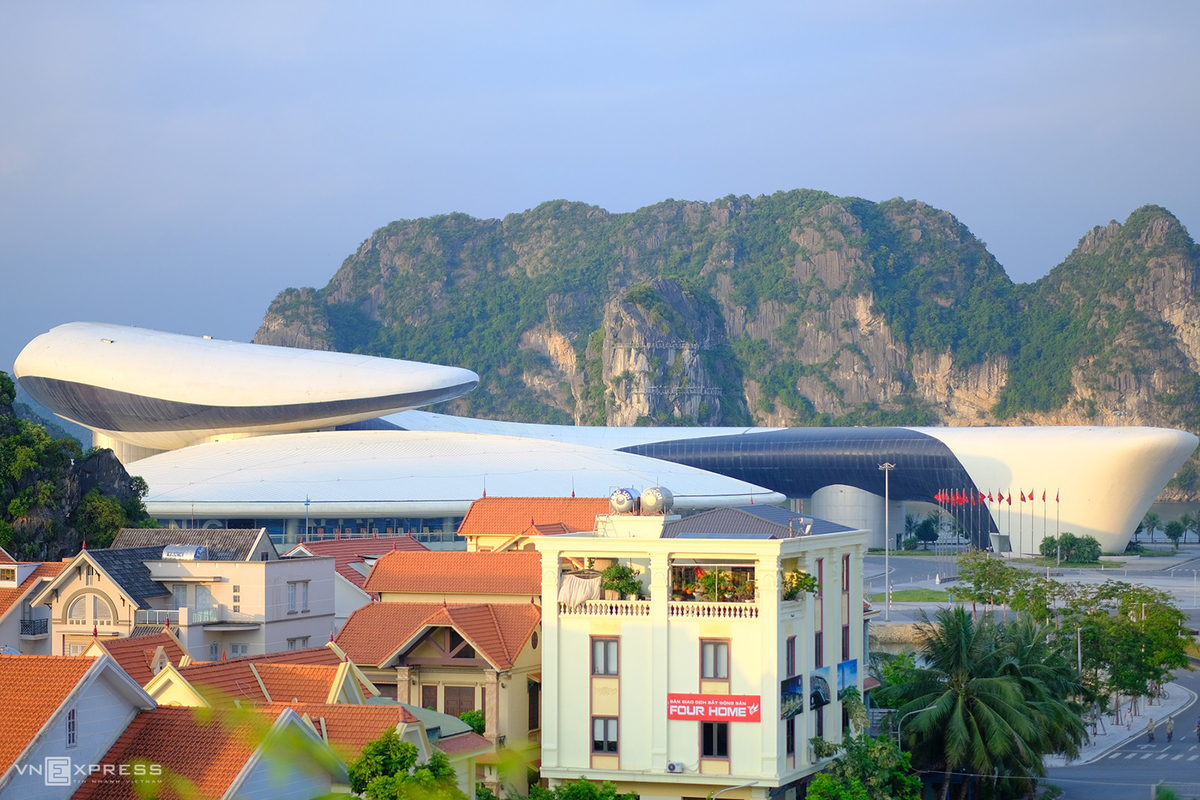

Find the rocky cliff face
[[253, 193, 1200, 492]]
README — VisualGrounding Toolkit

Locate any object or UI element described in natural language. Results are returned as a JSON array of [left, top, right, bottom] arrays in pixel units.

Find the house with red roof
[[337, 548, 545, 795], [457, 496, 610, 553], [0, 654, 156, 798], [0, 557, 67, 654], [282, 534, 427, 629]]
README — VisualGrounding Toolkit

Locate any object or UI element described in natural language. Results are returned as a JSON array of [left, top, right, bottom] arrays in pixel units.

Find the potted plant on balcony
[[695, 568, 734, 601], [601, 563, 643, 600], [781, 571, 819, 601]]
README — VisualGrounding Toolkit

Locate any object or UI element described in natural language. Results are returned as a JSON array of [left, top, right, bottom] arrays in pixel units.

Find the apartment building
[[534, 504, 868, 800]]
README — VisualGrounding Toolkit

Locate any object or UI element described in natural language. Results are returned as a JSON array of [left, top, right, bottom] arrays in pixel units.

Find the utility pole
[[879, 463, 895, 622]]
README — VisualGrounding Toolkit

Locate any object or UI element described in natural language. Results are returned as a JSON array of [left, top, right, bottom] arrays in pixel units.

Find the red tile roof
[[0, 655, 95, 776], [72, 706, 264, 800], [435, 731, 494, 755], [0, 546, 14, 564], [457, 496, 608, 540], [178, 646, 345, 704], [263, 702, 418, 760], [95, 631, 189, 686], [0, 561, 66, 620], [254, 664, 344, 704], [283, 536, 427, 590], [336, 601, 541, 670], [363, 550, 542, 596]]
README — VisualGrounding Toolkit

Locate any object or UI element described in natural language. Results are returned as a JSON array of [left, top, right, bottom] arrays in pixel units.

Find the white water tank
[[640, 486, 674, 515]]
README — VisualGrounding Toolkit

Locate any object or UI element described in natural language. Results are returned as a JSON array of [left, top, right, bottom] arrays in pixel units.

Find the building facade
[[535, 507, 868, 800]]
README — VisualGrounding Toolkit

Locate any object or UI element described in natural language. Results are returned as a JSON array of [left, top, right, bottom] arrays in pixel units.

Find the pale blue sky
[[3, 1, 1198, 372]]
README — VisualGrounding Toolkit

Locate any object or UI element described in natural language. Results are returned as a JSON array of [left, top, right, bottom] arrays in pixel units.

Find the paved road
[[1047, 666, 1200, 799]]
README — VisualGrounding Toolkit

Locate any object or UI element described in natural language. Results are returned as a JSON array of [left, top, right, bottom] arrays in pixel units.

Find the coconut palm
[[1142, 511, 1160, 544], [1179, 512, 1196, 544], [883, 607, 1084, 800]]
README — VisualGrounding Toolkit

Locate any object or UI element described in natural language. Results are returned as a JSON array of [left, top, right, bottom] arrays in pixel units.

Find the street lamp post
[[896, 705, 934, 748], [879, 463, 895, 622], [304, 495, 311, 542]]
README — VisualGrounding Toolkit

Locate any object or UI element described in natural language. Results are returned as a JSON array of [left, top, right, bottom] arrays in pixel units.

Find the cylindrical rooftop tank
[[640, 486, 674, 515], [609, 488, 638, 514], [162, 544, 208, 561]]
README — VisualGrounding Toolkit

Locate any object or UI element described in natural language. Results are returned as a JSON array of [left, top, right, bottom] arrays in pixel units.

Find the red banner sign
[[667, 693, 761, 722]]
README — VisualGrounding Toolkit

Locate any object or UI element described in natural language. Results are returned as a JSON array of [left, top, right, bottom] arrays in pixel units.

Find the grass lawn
[[1135, 549, 1180, 557], [869, 588, 951, 602], [1011, 557, 1123, 569], [866, 548, 961, 557]]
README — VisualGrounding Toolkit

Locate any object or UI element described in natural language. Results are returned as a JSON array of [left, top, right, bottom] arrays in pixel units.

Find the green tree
[[809, 731, 921, 800], [881, 607, 1084, 800], [459, 709, 485, 735], [1141, 511, 1160, 544], [71, 488, 127, 549], [348, 729, 465, 800], [1165, 519, 1185, 550], [805, 772, 870, 800], [528, 778, 638, 800], [914, 514, 939, 550], [1179, 512, 1197, 544]]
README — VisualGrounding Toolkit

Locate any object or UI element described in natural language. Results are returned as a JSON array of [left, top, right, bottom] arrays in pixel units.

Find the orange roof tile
[[254, 664, 343, 704], [263, 702, 417, 760], [457, 496, 608, 540], [0, 655, 95, 776], [0, 561, 66, 620], [436, 731, 493, 755], [336, 601, 540, 670], [178, 646, 345, 704], [72, 707, 264, 800], [363, 550, 541, 596], [0, 546, 14, 564], [283, 536, 427, 590], [96, 631, 189, 686]]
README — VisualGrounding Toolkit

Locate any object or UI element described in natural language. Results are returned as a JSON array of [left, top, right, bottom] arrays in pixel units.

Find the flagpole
[[1056, 489, 1061, 565]]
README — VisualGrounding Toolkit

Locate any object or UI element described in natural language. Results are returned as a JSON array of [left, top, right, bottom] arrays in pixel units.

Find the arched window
[[68, 598, 87, 625], [93, 596, 112, 624]]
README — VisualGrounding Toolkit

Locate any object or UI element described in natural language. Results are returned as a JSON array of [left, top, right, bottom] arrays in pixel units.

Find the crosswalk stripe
[[1174, 755, 1184, 760], [1158, 754, 1169, 759], [1190, 755, 1199, 761], [1141, 753, 1153, 759]]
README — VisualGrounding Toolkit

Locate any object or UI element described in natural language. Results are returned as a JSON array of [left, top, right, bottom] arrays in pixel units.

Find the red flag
[[1028, 490, 1034, 502], [988, 491, 994, 502], [1056, 490, 1059, 503], [1006, 492, 1012, 506], [979, 492, 986, 504], [221, 649, 227, 661], [1042, 490, 1046, 502], [1019, 490, 1025, 502]]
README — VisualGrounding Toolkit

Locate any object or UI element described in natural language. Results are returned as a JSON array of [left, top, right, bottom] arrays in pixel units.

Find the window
[[444, 685, 475, 718], [0, 567, 15, 582], [816, 706, 825, 738], [67, 642, 88, 656], [287, 636, 310, 650], [591, 638, 618, 676], [300, 581, 309, 611], [528, 680, 541, 731], [172, 584, 187, 610], [66, 708, 77, 748], [785, 717, 795, 756], [210, 642, 219, 660], [230, 643, 249, 657], [260, 552, 269, 561], [842, 554, 850, 592], [814, 631, 824, 669], [785, 636, 796, 677], [287, 581, 310, 613], [421, 685, 437, 711], [287, 582, 296, 612], [591, 717, 618, 753], [842, 624, 851, 661], [701, 640, 729, 680], [93, 596, 112, 624], [85, 567, 93, 586], [816, 559, 824, 598], [701, 721, 728, 758], [68, 597, 87, 625]]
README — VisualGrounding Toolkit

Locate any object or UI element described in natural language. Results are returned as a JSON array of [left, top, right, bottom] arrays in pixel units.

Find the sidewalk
[[1045, 681, 1197, 766]]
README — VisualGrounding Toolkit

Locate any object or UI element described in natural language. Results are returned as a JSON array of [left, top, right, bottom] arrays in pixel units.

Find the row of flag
[[934, 489, 1060, 506]]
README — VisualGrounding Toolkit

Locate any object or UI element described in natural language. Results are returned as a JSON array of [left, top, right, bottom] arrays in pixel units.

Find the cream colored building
[[534, 506, 868, 800]]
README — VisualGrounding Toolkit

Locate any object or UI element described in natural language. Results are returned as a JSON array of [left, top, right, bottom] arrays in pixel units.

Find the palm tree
[[1142, 511, 1160, 544], [1180, 512, 1196, 544], [882, 607, 1084, 800]]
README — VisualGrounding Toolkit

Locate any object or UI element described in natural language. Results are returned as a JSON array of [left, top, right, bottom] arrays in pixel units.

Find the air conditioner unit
[[666, 762, 684, 774]]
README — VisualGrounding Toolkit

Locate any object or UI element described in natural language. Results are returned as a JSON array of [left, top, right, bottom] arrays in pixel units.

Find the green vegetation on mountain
[[255, 192, 1200, 491], [0, 371, 154, 559]]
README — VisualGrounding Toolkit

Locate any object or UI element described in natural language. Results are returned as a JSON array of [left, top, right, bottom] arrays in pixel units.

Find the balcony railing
[[668, 601, 760, 619], [558, 599, 652, 617], [134, 609, 179, 626], [190, 607, 218, 624], [20, 618, 48, 636]]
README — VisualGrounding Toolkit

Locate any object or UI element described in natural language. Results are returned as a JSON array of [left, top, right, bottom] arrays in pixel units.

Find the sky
[[2, 1, 1198, 373]]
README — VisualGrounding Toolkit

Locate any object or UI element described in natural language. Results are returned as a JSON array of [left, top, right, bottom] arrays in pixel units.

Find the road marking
[[1174, 754, 1184, 760], [1158, 754, 1169, 759], [1142, 753, 1154, 759], [1191, 755, 1199, 761]]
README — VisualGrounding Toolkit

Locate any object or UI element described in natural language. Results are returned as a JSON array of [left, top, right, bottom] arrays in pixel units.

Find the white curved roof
[[132, 430, 786, 518], [15, 322, 478, 450]]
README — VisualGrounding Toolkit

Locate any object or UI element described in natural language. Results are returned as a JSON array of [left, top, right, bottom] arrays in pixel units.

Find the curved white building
[[14, 322, 1198, 553]]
